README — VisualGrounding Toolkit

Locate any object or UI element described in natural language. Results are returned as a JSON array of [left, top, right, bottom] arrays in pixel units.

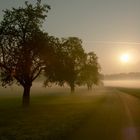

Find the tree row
[[0, 0, 100, 106]]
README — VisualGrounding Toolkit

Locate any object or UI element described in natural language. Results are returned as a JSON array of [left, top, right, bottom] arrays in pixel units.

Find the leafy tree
[[44, 37, 86, 93], [44, 36, 65, 86], [62, 37, 86, 92], [78, 52, 101, 90], [0, 0, 51, 106]]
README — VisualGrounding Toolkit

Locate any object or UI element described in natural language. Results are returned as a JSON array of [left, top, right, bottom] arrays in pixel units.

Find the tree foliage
[[44, 37, 86, 92], [0, 0, 101, 106], [78, 52, 101, 90], [0, 0, 51, 106]]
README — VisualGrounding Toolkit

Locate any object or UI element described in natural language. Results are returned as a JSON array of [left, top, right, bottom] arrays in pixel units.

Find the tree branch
[[31, 68, 43, 82]]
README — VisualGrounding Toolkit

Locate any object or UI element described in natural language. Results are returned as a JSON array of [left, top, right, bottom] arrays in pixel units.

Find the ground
[[68, 88, 140, 140], [0, 85, 140, 140]]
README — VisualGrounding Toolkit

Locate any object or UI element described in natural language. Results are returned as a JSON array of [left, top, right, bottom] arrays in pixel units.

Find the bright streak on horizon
[[84, 41, 140, 45]]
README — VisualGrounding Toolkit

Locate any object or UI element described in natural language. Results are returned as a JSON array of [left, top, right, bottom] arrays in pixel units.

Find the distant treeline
[[104, 72, 140, 80]]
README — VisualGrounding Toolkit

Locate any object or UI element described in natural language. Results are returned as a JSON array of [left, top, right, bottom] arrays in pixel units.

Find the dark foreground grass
[[0, 88, 104, 140], [116, 87, 140, 98]]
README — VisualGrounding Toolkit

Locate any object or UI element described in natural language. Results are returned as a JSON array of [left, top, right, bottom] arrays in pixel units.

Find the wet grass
[[116, 87, 140, 98], [0, 86, 104, 140], [2, 85, 140, 140]]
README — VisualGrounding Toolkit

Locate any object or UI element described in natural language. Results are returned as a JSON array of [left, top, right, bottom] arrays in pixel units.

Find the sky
[[0, 0, 140, 74]]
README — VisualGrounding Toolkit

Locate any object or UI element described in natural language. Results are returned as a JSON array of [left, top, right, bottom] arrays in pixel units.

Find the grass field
[[0, 85, 105, 140], [1, 85, 140, 140], [116, 87, 140, 98]]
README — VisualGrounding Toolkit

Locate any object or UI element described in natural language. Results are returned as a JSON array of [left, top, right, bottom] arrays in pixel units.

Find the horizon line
[[84, 41, 140, 45]]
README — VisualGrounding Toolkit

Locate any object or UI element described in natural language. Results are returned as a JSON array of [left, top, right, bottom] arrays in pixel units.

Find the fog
[[104, 80, 140, 88]]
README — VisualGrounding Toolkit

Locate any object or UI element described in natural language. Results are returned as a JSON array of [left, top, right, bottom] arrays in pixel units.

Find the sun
[[120, 53, 130, 63]]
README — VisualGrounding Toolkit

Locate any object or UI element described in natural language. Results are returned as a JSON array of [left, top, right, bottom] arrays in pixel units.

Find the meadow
[[0, 82, 140, 140], [104, 79, 140, 98], [0, 83, 105, 140]]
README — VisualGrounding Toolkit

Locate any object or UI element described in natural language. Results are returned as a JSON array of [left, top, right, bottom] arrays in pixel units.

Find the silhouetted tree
[[78, 52, 100, 90], [44, 37, 86, 93], [62, 37, 86, 92], [0, 0, 51, 106], [44, 36, 65, 86]]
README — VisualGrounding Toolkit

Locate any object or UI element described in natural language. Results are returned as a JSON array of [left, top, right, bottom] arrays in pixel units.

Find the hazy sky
[[0, 0, 140, 74]]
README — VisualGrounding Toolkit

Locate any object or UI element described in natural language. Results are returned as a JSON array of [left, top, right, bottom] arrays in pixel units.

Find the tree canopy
[[0, 0, 51, 106], [78, 52, 101, 90], [0, 0, 101, 106], [44, 37, 87, 92]]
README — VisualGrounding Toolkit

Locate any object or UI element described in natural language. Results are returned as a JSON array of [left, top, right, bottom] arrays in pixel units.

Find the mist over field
[[104, 79, 140, 88], [0, 82, 88, 97], [1, 79, 140, 97]]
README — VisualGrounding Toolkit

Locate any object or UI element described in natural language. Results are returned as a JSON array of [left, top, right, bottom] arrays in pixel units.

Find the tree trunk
[[90, 85, 92, 90], [87, 84, 92, 91], [70, 83, 75, 93], [87, 84, 90, 90], [22, 85, 31, 107]]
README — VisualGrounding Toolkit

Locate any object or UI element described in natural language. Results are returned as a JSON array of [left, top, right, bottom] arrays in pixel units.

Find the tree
[[44, 36, 65, 86], [62, 37, 86, 92], [0, 0, 51, 106], [44, 37, 86, 93], [78, 52, 101, 90]]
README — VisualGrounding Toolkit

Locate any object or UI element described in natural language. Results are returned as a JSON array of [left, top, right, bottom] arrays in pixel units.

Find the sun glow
[[120, 53, 130, 63]]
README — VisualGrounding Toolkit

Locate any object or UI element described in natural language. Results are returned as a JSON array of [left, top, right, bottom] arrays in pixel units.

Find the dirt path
[[68, 87, 140, 140]]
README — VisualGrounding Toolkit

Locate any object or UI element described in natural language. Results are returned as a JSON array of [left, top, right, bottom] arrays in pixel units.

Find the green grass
[[0, 86, 104, 140], [116, 87, 140, 98], [1, 86, 140, 140]]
